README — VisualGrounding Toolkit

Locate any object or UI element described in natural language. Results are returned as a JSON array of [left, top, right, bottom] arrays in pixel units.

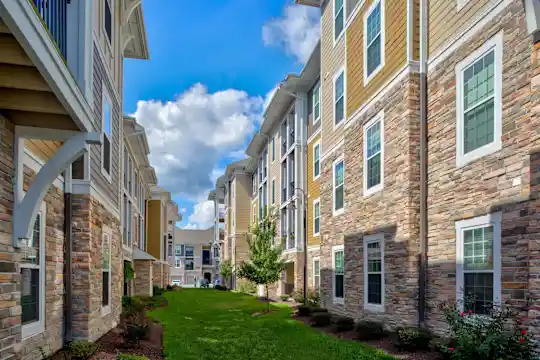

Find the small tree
[[219, 260, 233, 288], [237, 212, 284, 312]]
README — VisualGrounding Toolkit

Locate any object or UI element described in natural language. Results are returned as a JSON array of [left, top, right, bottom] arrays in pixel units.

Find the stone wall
[[134, 260, 152, 296], [152, 262, 163, 289], [307, 248, 320, 293]]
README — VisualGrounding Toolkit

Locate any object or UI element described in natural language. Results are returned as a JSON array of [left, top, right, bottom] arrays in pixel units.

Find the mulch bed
[[293, 315, 442, 360]]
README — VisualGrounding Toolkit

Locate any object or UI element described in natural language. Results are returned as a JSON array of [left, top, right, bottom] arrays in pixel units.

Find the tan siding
[[251, 198, 258, 227], [413, 0, 420, 60], [428, 0, 492, 56], [24, 140, 62, 162], [234, 174, 252, 233], [307, 134, 321, 247], [320, 0, 347, 154], [346, 0, 408, 116], [267, 121, 281, 215], [307, 81, 321, 139]]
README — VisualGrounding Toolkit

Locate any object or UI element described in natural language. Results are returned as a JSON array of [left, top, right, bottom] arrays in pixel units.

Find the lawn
[[148, 289, 394, 360]]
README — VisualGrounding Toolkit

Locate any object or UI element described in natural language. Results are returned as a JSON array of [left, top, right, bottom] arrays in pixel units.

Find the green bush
[[279, 294, 290, 301], [116, 354, 149, 360], [437, 301, 536, 360], [122, 312, 150, 345], [122, 296, 145, 317], [395, 327, 432, 351], [310, 307, 328, 313], [214, 285, 228, 291], [292, 291, 305, 304], [355, 320, 386, 340], [67, 341, 100, 359], [306, 290, 321, 307], [152, 285, 163, 296], [296, 305, 311, 316], [171, 284, 181, 292], [311, 312, 332, 327], [334, 316, 355, 332], [237, 281, 257, 294]]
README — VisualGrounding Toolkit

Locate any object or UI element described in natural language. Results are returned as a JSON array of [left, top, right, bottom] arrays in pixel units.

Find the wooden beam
[[0, 22, 10, 34], [0, 35, 33, 66], [0, 64, 50, 92], [0, 110, 77, 130], [0, 88, 67, 114]]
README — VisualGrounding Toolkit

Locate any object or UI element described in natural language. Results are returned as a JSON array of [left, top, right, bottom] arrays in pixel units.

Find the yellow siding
[[346, 0, 408, 116], [147, 200, 162, 259], [234, 174, 252, 233], [428, 0, 491, 56], [307, 134, 321, 247], [320, 0, 347, 154], [251, 198, 258, 227], [24, 139, 62, 162]]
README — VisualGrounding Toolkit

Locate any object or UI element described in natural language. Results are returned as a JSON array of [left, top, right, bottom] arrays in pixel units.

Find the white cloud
[[262, 4, 320, 64], [180, 208, 187, 213], [183, 200, 215, 230], [263, 86, 278, 112], [134, 83, 263, 201]]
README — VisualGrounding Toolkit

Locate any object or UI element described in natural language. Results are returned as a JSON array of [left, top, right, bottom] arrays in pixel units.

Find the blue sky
[[123, 0, 320, 229]]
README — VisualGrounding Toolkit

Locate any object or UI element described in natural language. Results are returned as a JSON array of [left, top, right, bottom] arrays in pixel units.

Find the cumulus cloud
[[134, 83, 263, 201], [183, 200, 215, 230], [180, 208, 187, 213], [263, 86, 278, 112], [262, 4, 320, 64]]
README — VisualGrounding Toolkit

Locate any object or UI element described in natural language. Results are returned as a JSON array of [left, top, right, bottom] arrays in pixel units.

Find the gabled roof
[[123, 1, 150, 60]]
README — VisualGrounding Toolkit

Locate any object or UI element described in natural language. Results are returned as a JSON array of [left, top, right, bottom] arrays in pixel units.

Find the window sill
[[364, 183, 383, 198], [333, 297, 344, 305], [364, 303, 384, 313], [22, 321, 45, 340], [364, 63, 384, 87], [101, 305, 110, 317], [313, 174, 320, 182], [333, 208, 345, 217], [101, 167, 112, 184], [333, 119, 345, 131], [333, 30, 345, 48], [456, 141, 501, 168]]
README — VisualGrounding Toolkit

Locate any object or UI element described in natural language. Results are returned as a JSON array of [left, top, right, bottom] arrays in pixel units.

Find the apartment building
[[294, 0, 540, 344], [170, 228, 219, 286], [208, 189, 225, 260]]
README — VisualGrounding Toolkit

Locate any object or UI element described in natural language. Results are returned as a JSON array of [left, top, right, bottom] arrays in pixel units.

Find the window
[[123, 145, 128, 188], [167, 243, 173, 258], [175, 257, 181, 268], [313, 258, 320, 291], [364, 234, 384, 311], [175, 245, 183, 256], [185, 245, 194, 270], [334, 69, 345, 126], [213, 246, 219, 258], [364, 0, 385, 83], [271, 178, 276, 205], [456, 213, 501, 314], [102, 227, 112, 315], [101, 88, 112, 179], [332, 245, 344, 304], [123, 195, 128, 245], [313, 82, 320, 123], [313, 142, 320, 179], [272, 136, 275, 162], [363, 113, 384, 196], [21, 203, 45, 339], [72, 155, 86, 180], [252, 173, 257, 194], [104, 0, 112, 44], [333, 157, 344, 214], [185, 246, 194, 257], [334, 0, 344, 40], [202, 248, 211, 265], [313, 198, 320, 236], [139, 217, 145, 251], [456, 33, 502, 167]]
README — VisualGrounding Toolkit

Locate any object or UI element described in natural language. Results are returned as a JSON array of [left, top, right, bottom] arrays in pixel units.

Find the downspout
[[63, 166, 73, 343], [418, 0, 428, 327]]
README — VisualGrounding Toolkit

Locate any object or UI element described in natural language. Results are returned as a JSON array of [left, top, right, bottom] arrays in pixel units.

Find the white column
[[294, 95, 307, 251]]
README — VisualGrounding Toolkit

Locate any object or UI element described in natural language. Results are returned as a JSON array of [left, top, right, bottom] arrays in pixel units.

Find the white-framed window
[[364, 233, 384, 312], [175, 257, 181, 268], [363, 0, 385, 85], [313, 198, 320, 236], [72, 153, 89, 180], [334, 0, 345, 41], [101, 226, 112, 316], [272, 136, 275, 162], [334, 68, 346, 127], [456, 32, 503, 168], [271, 178, 276, 205], [363, 112, 384, 196], [456, 212, 501, 314], [313, 82, 321, 124], [313, 141, 320, 180], [123, 144, 128, 188], [313, 257, 321, 292], [104, 0, 113, 45], [332, 244, 344, 304], [333, 156, 344, 215], [139, 216, 145, 251], [185, 245, 194, 270], [101, 86, 112, 181], [21, 202, 46, 339]]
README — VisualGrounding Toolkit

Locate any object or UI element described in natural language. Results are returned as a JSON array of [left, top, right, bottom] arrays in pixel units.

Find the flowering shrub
[[437, 301, 536, 360]]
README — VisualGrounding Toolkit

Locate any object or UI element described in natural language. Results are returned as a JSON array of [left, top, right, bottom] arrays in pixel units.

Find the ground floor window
[[332, 245, 344, 303], [364, 234, 384, 311], [102, 227, 112, 315], [313, 258, 320, 291]]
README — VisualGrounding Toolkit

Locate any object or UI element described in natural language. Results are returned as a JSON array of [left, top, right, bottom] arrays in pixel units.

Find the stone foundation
[[152, 262, 164, 289], [134, 260, 153, 296]]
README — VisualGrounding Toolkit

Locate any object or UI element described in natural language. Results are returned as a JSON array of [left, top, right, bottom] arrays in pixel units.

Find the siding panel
[[307, 134, 321, 247]]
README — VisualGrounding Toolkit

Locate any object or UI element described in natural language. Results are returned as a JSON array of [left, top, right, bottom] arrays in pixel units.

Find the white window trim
[[332, 244, 345, 304], [332, 155, 345, 216], [21, 202, 46, 340], [333, 66, 347, 130], [101, 225, 112, 316], [455, 32, 503, 168], [363, 233, 385, 313], [271, 177, 276, 205], [312, 257, 320, 291], [457, 0, 471, 11], [103, 0, 114, 50], [272, 136, 276, 163], [363, 111, 385, 197], [455, 212, 502, 311], [313, 81, 321, 125], [363, 0, 386, 86], [313, 197, 321, 237], [101, 84, 112, 183], [333, 0, 346, 45], [313, 140, 321, 181]]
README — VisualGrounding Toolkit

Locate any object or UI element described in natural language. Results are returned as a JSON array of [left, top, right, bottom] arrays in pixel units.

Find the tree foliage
[[220, 259, 233, 287]]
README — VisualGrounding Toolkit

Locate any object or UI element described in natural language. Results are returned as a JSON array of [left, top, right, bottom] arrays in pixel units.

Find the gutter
[[418, 0, 428, 327], [63, 168, 73, 342]]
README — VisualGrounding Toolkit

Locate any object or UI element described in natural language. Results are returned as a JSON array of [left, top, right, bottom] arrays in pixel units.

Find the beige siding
[[307, 80, 321, 139], [428, 0, 492, 56], [307, 134, 321, 247], [267, 121, 282, 215], [234, 174, 252, 234], [24, 140, 62, 162]]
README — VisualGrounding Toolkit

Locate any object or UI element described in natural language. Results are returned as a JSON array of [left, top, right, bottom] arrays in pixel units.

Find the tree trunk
[[266, 284, 269, 313]]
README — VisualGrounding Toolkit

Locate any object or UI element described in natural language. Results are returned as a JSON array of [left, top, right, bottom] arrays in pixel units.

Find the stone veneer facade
[[134, 260, 152, 296]]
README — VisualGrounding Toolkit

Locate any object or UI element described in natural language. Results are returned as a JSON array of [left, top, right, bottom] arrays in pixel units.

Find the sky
[[123, 0, 320, 230]]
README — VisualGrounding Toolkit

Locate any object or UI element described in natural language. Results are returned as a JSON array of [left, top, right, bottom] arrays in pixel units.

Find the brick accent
[[133, 260, 152, 296]]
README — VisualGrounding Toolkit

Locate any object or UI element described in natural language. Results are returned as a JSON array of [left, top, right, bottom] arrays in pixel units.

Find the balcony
[[32, 0, 68, 59], [218, 209, 225, 223], [289, 181, 295, 197], [282, 188, 287, 203]]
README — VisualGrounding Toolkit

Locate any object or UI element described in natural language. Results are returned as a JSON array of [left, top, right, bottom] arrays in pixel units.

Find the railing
[[282, 188, 287, 202], [290, 181, 295, 197], [32, 0, 69, 60]]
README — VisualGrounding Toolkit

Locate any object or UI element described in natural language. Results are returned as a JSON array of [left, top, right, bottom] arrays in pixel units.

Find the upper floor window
[[334, 69, 345, 126], [271, 178, 276, 205], [313, 82, 321, 124], [101, 88, 112, 180], [271, 136, 275, 162], [333, 157, 344, 214], [313, 198, 320, 236], [456, 33, 502, 167], [334, 0, 345, 41], [101, 227, 112, 314], [104, 0, 113, 44], [123, 145, 128, 188], [363, 113, 384, 196], [364, 0, 384, 84], [313, 141, 320, 180], [185, 246, 194, 258]]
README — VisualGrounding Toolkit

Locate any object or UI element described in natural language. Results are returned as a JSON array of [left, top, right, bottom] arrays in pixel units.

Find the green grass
[[148, 289, 394, 360]]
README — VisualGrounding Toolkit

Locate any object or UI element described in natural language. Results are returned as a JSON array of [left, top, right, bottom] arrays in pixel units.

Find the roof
[[133, 247, 157, 261], [294, 0, 321, 7], [174, 227, 214, 245], [123, 1, 150, 60], [207, 190, 216, 201]]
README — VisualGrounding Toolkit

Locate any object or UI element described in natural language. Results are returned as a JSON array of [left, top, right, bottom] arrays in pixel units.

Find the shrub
[[117, 354, 149, 360], [152, 285, 163, 296], [310, 307, 328, 313], [311, 312, 332, 327], [122, 296, 145, 317], [214, 285, 228, 291], [437, 301, 537, 360], [356, 320, 386, 340], [280, 294, 290, 301], [334, 316, 355, 332], [292, 291, 305, 304], [67, 341, 100, 359], [237, 281, 257, 295], [306, 290, 321, 307], [166, 284, 173, 291], [296, 305, 311, 316], [395, 327, 432, 351], [122, 312, 150, 345], [171, 284, 181, 292]]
